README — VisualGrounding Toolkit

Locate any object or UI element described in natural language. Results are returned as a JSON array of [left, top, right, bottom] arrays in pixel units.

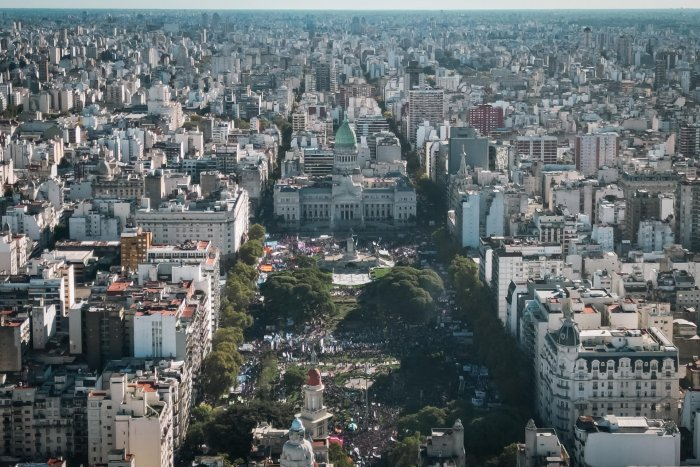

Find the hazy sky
[[5, 0, 699, 9]]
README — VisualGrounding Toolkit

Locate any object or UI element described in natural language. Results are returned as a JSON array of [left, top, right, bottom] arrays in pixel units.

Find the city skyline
[[4, 0, 700, 10]]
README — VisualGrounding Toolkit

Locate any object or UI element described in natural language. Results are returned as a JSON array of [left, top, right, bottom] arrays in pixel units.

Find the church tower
[[299, 368, 333, 439]]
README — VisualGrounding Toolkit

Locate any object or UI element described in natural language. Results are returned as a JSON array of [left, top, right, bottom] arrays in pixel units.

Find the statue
[[280, 417, 315, 467]]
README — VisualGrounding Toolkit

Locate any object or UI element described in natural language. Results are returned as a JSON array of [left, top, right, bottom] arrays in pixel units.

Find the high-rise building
[[404, 60, 424, 91], [120, 228, 153, 271], [624, 189, 661, 242], [679, 179, 700, 252], [448, 127, 489, 172], [76, 301, 127, 370], [87, 373, 174, 467], [516, 135, 558, 164], [679, 124, 700, 158], [575, 133, 618, 177], [469, 104, 504, 136], [0, 369, 96, 463], [38, 60, 49, 82], [408, 87, 445, 148], [616, 35, 633, 66], [354, 115, 390, 157], [0, 315, 30, 372], [451, 186, 505, 249], [314, 61, 335, 93], [655, 59, 667, 89]]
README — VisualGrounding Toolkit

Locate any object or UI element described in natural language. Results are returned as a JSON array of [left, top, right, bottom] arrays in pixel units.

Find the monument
[[279, 418, 315, 467]]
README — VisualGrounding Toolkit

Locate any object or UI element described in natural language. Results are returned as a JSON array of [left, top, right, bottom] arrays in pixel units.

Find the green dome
[[335, 118, 357, 149]]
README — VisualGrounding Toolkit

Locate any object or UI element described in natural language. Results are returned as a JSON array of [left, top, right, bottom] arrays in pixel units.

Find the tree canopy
[[389, 432, 422, 467], [362, 266, 444, 324], [238, 239, 264, 266], [201, 401, 294, 462], [259, 267, 335, 327], [248, 223, 266, 242], [328, 442, 354, 467]]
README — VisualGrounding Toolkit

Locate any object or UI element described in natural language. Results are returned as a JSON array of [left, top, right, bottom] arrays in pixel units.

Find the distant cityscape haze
[[5, 0, 700, 9]]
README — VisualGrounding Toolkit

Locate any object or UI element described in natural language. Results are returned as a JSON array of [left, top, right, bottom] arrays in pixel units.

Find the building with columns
[[274, 118, 416, 230]]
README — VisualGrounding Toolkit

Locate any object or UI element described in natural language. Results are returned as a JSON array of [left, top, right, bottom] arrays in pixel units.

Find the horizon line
[[2, 7, 700, 11]]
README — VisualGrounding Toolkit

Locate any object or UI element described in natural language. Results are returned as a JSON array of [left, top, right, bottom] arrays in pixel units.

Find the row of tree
[[449, 256, 533, 408], [183, 224, 279, 465], [387, 256, 532, 466], [200, 224, 265, 403], [447, 255, 533, 465]]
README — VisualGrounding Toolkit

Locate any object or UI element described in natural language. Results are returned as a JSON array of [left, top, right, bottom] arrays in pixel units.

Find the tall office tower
[[38, 59, 49, 82], [657, 50, 678, 70], [350, 16, 362, 35], [583, 26, 593, 48], [516, 135, 558, 164], [616, 35, 633, 66], [575, 133, 618, 177], [679, 124, 700, 158], [408, 87, 445, 148], [679, 179, 700, 252], [404, 60, 423, 91], [468, 104, 504, 136], [655, 59, 667, 89], [49, 46, 62, 65], [315, 61, 335, 92], [624, 189, 661, 242]]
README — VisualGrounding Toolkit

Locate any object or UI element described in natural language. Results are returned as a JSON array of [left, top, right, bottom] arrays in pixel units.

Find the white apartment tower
[[575, 133, 618, 177], [87, 374, 174, 467]]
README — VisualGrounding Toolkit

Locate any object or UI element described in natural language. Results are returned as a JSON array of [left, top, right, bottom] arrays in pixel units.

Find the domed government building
[[273, 117, 417, 230]]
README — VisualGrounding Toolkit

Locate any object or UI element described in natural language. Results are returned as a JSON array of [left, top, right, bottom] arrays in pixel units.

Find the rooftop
[[576, 415, 678, 436]]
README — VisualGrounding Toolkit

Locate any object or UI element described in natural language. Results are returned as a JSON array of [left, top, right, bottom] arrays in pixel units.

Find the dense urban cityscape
[[0, 6, 699, 467]]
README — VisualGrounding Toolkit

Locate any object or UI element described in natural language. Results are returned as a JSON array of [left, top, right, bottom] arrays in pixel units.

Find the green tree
[[485, 442, 519, 467], [282, 366, 307, 396], [203, 400, 294, 461], [220, 304, 253, 329], [397, 406, 448, 436], [213, 327, 244, 349], [465, 411, 525, 459], [432, 226, 460, 263], [230, 262, 259, 288], [363, 267, 444, 324], [259, 267, 335, 327], [390, 432, 422, 467], [248, 223, 266, 242], [257, 353, 279, 400], [201, 351, 238, 402], [239, 240, 264, 265], [328, 442, 354, 467], [225, 277, 255, 310]]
